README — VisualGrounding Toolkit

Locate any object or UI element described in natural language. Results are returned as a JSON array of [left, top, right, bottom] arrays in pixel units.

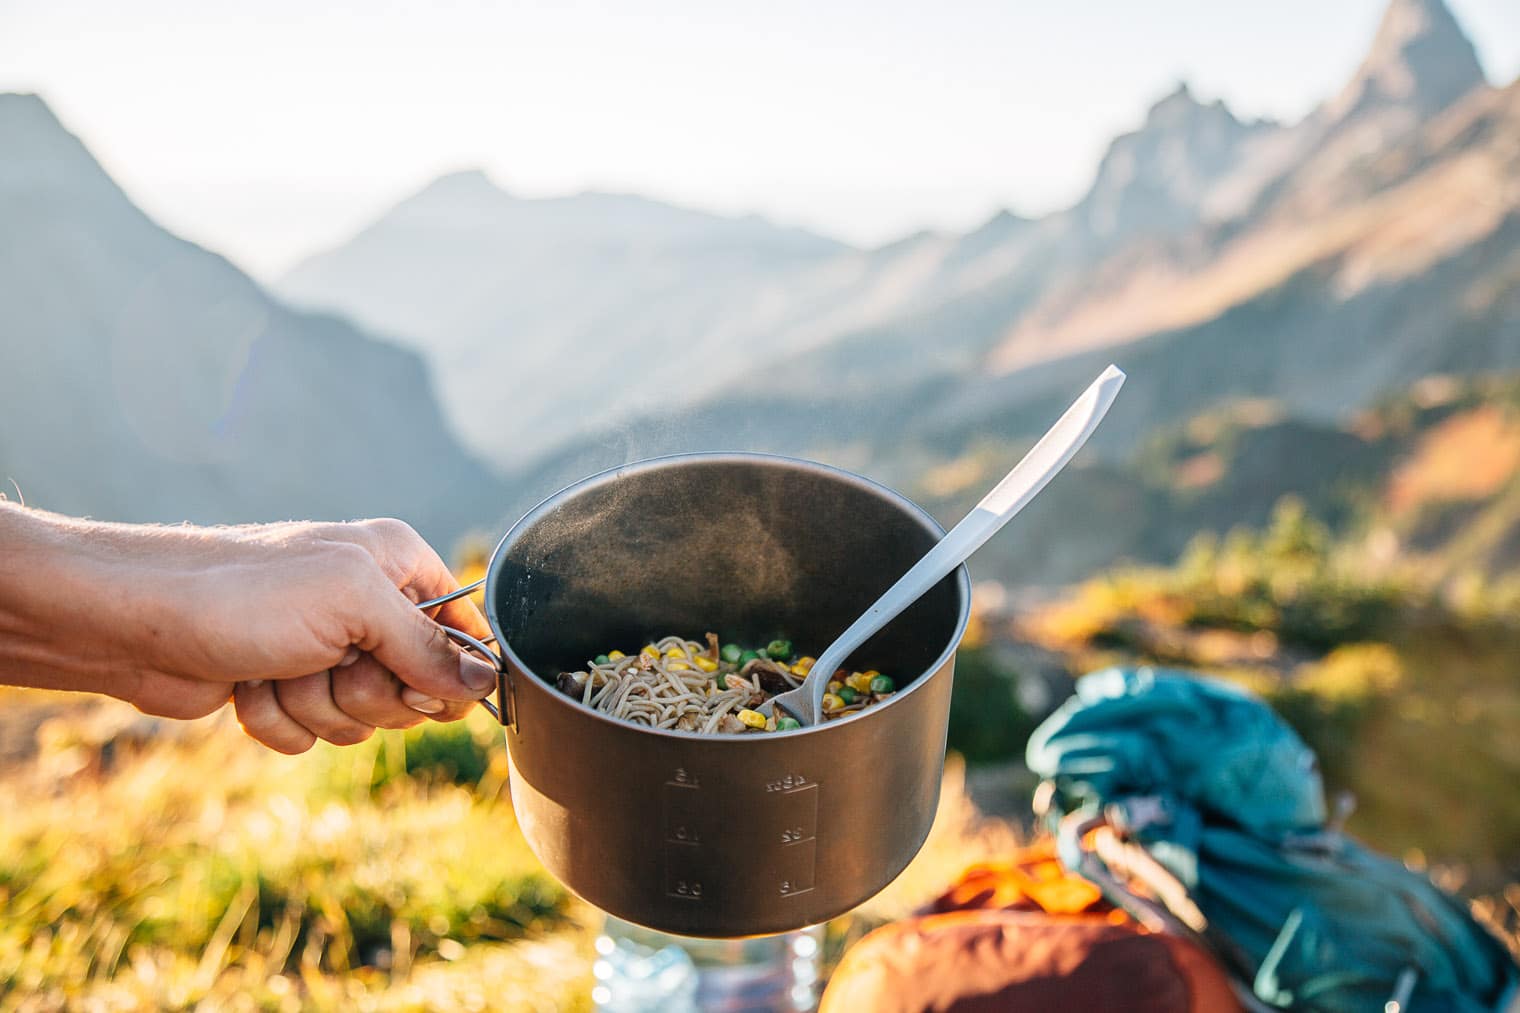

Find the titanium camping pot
[[435, 452, 971, 938]]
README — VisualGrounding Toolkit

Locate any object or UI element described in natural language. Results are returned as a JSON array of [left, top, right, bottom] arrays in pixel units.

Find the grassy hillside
[[0, 693, 1024, 1009], [1008, 497, 1520, 882]]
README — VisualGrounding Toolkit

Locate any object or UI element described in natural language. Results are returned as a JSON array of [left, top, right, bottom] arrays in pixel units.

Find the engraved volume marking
[[663, 779, 703, 844], [661, 771, 820, 905], [663, 776, 708, 902], [765, 773, 808, 793], [768, 781, 818, 898], [664, 840, 707, 903]]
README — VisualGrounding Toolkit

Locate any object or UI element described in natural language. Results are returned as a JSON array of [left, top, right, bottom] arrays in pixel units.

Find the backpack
[[1027, 667, 1520, 1013], [819, 838, 1243, 1013]]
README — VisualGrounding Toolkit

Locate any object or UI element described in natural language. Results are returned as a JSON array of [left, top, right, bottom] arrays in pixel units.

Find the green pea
[[775, 716, 801, 732], [737, 649, 760, 666], [594, 654, 610, 666], [869, 675, 895, 694], [764, 639, 793, 661], [720, 643, 743, 664], [714, 672, 728, 690], [837, 686, 859, 705]]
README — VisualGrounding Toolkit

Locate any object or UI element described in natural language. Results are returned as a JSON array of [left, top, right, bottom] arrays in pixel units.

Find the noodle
[[553, 633, 898, 735]]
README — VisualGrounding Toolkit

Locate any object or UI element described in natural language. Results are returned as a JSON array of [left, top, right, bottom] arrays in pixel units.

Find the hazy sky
[[4, 0, 1518, 280]]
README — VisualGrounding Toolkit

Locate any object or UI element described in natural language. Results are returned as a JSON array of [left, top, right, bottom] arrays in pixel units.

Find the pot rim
[[485, 451, 972, 743]]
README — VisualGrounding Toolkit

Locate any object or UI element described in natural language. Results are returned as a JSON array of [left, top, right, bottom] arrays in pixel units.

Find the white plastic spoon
[[757, 364, 1126, 726]]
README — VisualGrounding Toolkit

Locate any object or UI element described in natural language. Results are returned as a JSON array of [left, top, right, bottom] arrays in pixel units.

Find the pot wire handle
[[413, 577, 510, 725], [415, 577, 487, 612]]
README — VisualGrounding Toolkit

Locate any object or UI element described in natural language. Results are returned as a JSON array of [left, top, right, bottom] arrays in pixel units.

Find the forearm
[[0, 501, 164, 700]]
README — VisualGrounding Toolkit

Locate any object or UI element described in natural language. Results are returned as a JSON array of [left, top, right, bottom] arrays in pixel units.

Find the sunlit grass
[[0, 705, 586, 1010], [0, 693, 1036, 1010]]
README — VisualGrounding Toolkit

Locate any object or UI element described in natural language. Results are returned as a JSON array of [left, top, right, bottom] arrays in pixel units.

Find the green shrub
[[374, 719, 497, 790], [947, 647, 1036, 764]]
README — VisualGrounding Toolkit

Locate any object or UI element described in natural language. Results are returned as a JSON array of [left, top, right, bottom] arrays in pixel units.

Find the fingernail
[[246, 680, 265, 689], [460, 653, 498, 695], [337, 647, 361, 667], [401, 688, 446, 714]]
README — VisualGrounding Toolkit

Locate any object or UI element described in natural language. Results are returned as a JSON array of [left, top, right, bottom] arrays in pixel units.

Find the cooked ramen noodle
[[554, 633, 897, 734]]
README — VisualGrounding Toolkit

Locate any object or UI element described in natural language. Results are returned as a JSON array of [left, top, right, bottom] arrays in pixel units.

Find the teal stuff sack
[[1027, 667, 1519, 1013]]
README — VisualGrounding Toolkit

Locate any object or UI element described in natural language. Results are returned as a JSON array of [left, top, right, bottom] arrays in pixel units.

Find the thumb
[[363, 580, 499, 702]]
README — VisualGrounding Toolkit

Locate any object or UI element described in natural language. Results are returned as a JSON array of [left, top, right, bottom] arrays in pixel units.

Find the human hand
[[0, 506, 497, 753]]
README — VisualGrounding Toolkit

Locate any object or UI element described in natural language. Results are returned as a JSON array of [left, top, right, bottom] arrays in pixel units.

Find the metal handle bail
[[415, 578, 514, 727]]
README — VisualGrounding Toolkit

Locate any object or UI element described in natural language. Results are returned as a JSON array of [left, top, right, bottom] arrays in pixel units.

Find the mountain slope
[[0, 93, 502, 545], [498, 0, 1517, 590], [277, 172, 857, 467], [985, 65, 1518, 395], [274, 76, 1283, 472]]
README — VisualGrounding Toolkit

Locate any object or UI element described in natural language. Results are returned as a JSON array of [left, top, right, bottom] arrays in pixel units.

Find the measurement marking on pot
[[664, 841, 708, 902], [768, 782, 817, 898], [765, 774, 807, 793], [662, 781, 704, 845], [772, 838, 817, 898]]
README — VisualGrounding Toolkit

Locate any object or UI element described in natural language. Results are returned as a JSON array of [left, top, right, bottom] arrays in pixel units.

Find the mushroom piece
[[556, 671, 584, 695], [742, 658, 797, 695], [718, 714, 746, 735]]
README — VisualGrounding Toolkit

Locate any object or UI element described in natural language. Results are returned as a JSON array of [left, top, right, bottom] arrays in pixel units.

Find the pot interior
[[489, 454, 967, 705]]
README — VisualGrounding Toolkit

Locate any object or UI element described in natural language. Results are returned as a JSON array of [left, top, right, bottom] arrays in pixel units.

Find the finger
[[234, 680, 318, 754], [275, 671, 376, 746], [399, 685, 477, 723], [125, 671, 233, 721], [435, 592, 492, 644], [351, 518, 492, 641], [330, 655, 429, 729], [359, 575, 499, 703]]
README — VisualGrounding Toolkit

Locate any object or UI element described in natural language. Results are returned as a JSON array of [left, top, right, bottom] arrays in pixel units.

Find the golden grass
[[0, 695, 1026, 1011], [1386, 405, 1520, 517], [0, 703, 584, 1010]]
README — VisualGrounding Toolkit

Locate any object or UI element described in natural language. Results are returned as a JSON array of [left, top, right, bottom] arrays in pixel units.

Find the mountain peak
[[412, 167, 508, 201], [1145, 81, 1201, 123], [1077, 84, 1265, 240], [1, 91, 69, 149], [1326, 0, 1485, 121], [1, 90, 52, 115], [0, 91, 134, 205], [380, 167, 515, 229]]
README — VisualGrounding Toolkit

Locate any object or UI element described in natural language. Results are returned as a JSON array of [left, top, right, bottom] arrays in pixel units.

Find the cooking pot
[[439, 452, 971, 937]]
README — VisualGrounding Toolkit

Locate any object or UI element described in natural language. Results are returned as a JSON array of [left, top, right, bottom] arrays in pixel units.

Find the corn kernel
[[796, 656, 816, 670], [790, 663, 810, 676], [641, 644, 659, 657], [821, 692, 845, 712], [693, 656, 719, 672], [846, 672, 873, 694], [607, 650, 626, 661], [669, 661, 690, 671], [827, 680, 843, 694], [665, 646, 686, 658], [737, 708, 767, 729], [863, 670, 881, 679]]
